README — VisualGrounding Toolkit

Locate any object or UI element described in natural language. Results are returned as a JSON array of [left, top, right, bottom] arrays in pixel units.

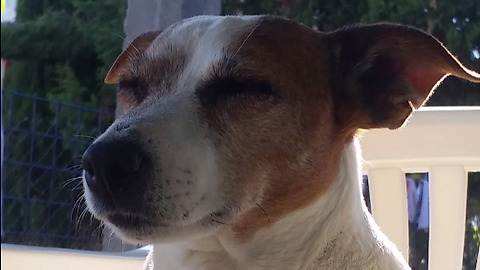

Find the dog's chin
[[83, 183, 238, 244], [101, 212, 229, 244]]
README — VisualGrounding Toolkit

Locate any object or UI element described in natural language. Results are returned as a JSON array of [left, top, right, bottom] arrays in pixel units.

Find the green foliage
[[49, 63, 92, 106], [71, 0, 127, 111], [1, 11, 86, 61], [1, 0, 125, 110], [1, 0, 124, 250]]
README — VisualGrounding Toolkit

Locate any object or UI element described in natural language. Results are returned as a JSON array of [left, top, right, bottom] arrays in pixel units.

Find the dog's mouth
[[105, 209, 232, 229], [107, 213, 167, 230], [96, 208, 235, 244]]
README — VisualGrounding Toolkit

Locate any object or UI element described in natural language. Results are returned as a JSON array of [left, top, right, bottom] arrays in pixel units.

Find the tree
[[1, 0, 125, 250]]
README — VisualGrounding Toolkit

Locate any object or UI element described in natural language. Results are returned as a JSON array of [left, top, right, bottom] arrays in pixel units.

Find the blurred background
[[1, 1, 479, 269]]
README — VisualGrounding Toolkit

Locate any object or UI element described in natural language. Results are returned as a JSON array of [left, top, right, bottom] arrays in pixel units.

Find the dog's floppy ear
[[331, 24, 480, 129], [104, 31, 161, 84]]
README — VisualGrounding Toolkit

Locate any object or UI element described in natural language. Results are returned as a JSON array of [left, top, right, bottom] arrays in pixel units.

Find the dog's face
[[82, 16, 479, 243]]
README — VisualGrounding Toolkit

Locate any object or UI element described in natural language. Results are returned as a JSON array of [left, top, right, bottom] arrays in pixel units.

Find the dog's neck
[[151, 140, 409, 270]]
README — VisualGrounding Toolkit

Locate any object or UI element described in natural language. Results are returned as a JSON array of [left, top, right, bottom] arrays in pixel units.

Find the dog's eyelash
[[197, 76, 276, 107], [118, 78, 147, 103]]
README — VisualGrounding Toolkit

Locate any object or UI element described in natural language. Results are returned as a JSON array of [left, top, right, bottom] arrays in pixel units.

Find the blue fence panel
[[1, 89, 114, 250]]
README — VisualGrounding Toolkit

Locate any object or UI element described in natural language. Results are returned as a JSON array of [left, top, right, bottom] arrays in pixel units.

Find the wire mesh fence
[[1, 89, 114, 250]]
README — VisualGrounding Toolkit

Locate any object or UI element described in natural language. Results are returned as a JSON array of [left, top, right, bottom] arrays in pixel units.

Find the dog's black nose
[[81, 140, 144, 196]]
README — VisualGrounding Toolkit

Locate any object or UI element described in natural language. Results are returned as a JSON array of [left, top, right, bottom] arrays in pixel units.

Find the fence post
[[428, 166, 467, 270], [368, 168, 409, 260]]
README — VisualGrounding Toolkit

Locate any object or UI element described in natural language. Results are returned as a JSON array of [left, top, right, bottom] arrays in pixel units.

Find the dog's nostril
[[81, 147, 108, 195], [81, 140, 146, 196], [116, 152, 143, 175], [82, 159, 95, 177]]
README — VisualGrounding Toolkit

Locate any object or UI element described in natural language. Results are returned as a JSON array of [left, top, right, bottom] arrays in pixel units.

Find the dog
[[81, 15, 480, 269]]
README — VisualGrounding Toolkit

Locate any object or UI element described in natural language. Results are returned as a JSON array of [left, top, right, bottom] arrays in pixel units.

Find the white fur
[[146, 15, 260, 85], [86, 92, 224, 243], [149, 140, 410, 269]]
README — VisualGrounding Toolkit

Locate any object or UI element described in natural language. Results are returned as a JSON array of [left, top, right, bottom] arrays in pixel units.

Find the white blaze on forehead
[[146, 16, 262, 88], [129, 17, 264, 213]]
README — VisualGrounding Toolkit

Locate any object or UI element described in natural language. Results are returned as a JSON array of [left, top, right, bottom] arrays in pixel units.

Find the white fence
[[1, 107, 479, 270], [361, 107, 480, 270], [0, 244, 147, 270]]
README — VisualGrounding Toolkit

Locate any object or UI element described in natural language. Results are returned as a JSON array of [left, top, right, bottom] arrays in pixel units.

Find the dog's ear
[[331, 24, 480, 129], [104, 31, 161, 84]]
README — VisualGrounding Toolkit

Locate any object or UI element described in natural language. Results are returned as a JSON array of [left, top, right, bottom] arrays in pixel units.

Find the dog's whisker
[[72, 195, 85, 218], [119, 46, 138, 64], [73, 207, 90, 234], [66, 164, 83, 171], [256, 203, 270, 223], [209, 211, 232, 226], [91, 222, 106, 239], [106, 228, 114, 241], [129, 42, 141, 55], [60, 176, 83, 189], [232, 17, 264, 59], [78, 206, 90, 227], [211, 219, 229, 225], [72, 194, 85, 213], [109, 31, 128, 45], [74, 134, 97, 140], [69, 181, 84, 191]]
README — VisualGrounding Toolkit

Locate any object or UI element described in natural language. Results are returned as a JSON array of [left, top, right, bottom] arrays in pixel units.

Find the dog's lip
[[105, 209, 232, 231], [209, 210, 231, 224], [107, 213, 167, 229]]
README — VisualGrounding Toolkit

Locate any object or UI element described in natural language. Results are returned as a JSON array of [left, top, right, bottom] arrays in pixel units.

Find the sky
[[1, 0, 16, 23]]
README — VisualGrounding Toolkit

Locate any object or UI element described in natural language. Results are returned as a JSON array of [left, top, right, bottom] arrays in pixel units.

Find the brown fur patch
[[105, 31, 161, 84], [197, 17, 357, 240], [115, 44, 186, 113], [211, 18, 480, 241]]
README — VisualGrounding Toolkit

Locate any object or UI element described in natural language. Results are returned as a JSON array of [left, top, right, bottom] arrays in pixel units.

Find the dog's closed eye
[[119, 78, 147, 102], [117, 78, 148, 111], [197, 76, 276, 108]]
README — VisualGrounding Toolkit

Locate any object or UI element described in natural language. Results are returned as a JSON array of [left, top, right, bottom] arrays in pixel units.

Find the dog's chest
[[151, 242, 235, 270]]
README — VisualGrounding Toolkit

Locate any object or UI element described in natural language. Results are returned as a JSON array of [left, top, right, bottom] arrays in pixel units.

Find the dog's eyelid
[[118, 78, 140, 90], [117, 78, 148, 104], [211, 76, 275, 95], [197, 76, 277, 108]]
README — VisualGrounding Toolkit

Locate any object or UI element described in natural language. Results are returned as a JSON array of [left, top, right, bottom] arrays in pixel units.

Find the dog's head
[[81, 16, 479, 243]]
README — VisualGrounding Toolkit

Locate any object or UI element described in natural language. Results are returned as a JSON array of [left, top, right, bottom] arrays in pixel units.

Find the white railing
[[360, 107, 480, 270], [0, 243, 147, 270], [1, 107, 478, 270]]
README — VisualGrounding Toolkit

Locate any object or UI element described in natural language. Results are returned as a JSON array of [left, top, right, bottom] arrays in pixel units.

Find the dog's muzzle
[[81, 140, 149, 209]]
